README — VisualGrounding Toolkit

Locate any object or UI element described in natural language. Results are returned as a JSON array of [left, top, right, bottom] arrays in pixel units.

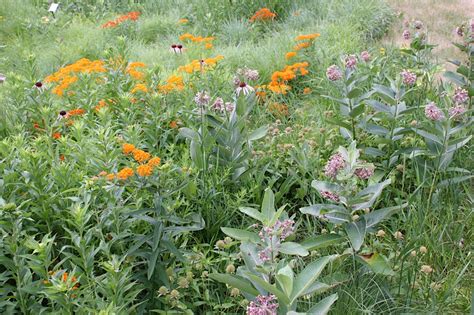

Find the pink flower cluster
[[194, 91, 210, 106], [237, 68, 260, 81], [259, 219, 295, 242], [354, 167, 374, 179], [210, 97, 235, 113], [402, 30, 411, 40], [360, 51, 371, 62], [425, 102, 444, 121], [345, 55, 358, 69], [247, 295, 278, 315], [326, 65, 342, 81], [400, 70, 417, 86], [321, 191, 340, 202], [448, 105, 467, 120], [453, 87, 469, 104], [324, 153, 345, 178]]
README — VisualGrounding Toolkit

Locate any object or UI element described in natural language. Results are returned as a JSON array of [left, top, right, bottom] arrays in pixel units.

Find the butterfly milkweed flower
[[127, 62, 146, 80], [67, 108, 85, 117], [249, 8, 276, 23], [131, 83, 148, 94], [106, 173, 116, 181], [293, 42, 311, 51], [101, 11, 141, 28], [148, 157, 161, 168], [137, 164, 153, 177], [169, 120, 178, 129], [303, 87, 311, 94], [133, 149, 151, 163], [285, 51, 297, 60], [117, 167, 134, 180], [178, 18, 189, 24], [123, 143, 136, 154], [53, 132, 61, 139]]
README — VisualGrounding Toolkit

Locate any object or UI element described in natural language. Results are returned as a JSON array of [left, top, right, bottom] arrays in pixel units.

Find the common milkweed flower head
[[326, 65, 342, 81], [211, 97, 225, 112], [413, 20, 423, 29], [400, 69, 417, 86], [247, 295, 278, 315], [448, 105, 467, 120], [360, 51, 371, 62], [258, 219, 295, 242], [320, 190, 340, 202], [354, 165, 375, 179], [225, 102, 235, 112], [236, 82, 255, 96], [424, 102, 444, 121], [453, 87, 469, 104], [194, 91, 210, 107], [324, 153, 345, 178], [402, 30, 411, 40], [243, 68, 259, 81], [345, 54, 357, 70]]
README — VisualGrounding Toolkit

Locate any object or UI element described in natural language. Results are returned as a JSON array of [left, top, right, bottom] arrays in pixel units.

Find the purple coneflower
[[326, 65, 342, 81], [424, 102, 444, 121], [236, 82, 254, 96]]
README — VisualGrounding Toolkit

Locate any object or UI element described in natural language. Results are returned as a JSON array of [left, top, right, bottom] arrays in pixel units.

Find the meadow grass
[[0, 0, 472, 314]]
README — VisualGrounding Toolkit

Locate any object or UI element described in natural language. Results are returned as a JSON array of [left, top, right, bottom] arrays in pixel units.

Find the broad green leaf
[[246, 274, 290, 305], [279, 242, 309, 256], [248, 126, 268, 141], [446, 135, 471, 153], [439, 175, 474, 187], [261, 188, 275, 224], [209, 274, 259, 296], [357, 253, 395, 276], [364, 203, 407, 228], [444, 71, 467, 86], [344, 218, 366, 251], [276, 265, 294, 297], [301, 234, 345, 251], [290, 255, 338, 304], [347, 87, 364, 99], [306, 293, 338, 314], [366, 99, 392, 115], [239, 207, 264, 223], [349, 104, 365, 118], [221, 228, 260, 242]]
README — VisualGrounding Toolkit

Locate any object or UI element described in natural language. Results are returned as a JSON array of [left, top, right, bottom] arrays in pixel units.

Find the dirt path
[[384, 0, 474, 63]]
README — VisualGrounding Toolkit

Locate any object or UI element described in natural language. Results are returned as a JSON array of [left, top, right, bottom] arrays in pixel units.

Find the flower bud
[[226, 264, 235, 274]]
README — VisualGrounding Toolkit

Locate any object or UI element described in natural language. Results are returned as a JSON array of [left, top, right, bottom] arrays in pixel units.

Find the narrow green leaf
[[306, 293, 339, 314], [221, 227, 260, 242]]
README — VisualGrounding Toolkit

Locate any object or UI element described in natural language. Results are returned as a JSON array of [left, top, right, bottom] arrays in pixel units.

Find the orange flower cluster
[[295, 33, 320, 41], [268, 103, 289, 116], [285, 52, 297, 60], [100, 144, 161, 179], [44, 271, 79, 290], [158, 75, 185, 93], [266, 62, 309, 94], [179, 33, 215, 49], [126, 62, 146, 80], [178, 18, 189, 24], [67, 108, 85, 117], [249, 8, 276, 22], [131, 83, 148, 94], [101, 11, 141, 28], [178, 55, 224, 74], [95, 99, 115, 112], [45, 58, 106, 96]]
